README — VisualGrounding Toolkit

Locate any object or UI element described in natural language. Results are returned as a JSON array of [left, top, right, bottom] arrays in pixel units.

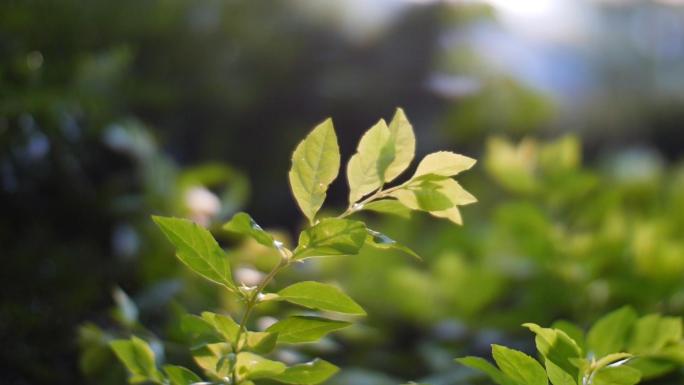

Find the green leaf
[[456, 356, 517, 385], [628, 314, 682, 354], [112, 287, 138, 327], [390, 181, 453, 211], [413, 151, 476, 178], [235, 352, 286, 380], [201, 311, 240, 342], [523, 323, 581, 379], [545, 360, 576, 385], [163, 365, 202, 385], [152, 216, 235, 291], [191, 343, 231, 379], [269, 359, 339, 385], [492, 344, 548, 385], [278, 281, 366, 315], [429, 206, 464, 225], [288, 118, 340, 223], [110, 336, 163, 384], [245, 331, 279, 354], [223, 212, 275, 248], [293, 218, 367, 259], [384, 107, 416, 182], [592, 366, 641, 385], [347, 119, 394, 203], [181, 314, 222, 347], [362, 199, 412, 219], [587, 306, 637, 358], [551, 320, 586, 354], [365, 229, 421, 260], [266, 315, 351, 344]]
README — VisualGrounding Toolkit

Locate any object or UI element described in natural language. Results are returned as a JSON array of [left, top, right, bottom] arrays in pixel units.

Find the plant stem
[[338, 182, 408, 219], [230, 259, 289, 384]]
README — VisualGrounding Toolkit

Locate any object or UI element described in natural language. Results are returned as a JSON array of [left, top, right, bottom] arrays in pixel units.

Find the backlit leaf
[[288, 118, 340, 223], [384, 107, 416, 182], [152, 216, 235, 291], [266, 316, 351, 344], [223, 212, 275, 248], [293, 218, 367, 259], [347, 119, 394, 203], [268, 359, 339, 385], [492, 344, 547, 385], [278, 281, 366, 315]]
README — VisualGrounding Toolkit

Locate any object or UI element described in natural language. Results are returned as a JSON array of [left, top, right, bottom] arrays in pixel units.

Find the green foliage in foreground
[[109, 108, 476, 385], [455, 306, 684, 385]]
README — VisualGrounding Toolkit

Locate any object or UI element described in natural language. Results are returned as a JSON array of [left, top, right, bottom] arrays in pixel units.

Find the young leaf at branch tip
[[110, 336, 164, 384], [347, 119, 394, 204], [413, 151, 476, 179], [522, 323, 581, 379], [362, 199, 412, 219], [164, 365, 202, 385], [492, 344, 548, 385], [223, 212, 275, 248], [268, 359, 340, 385], [365, 228, 422, 260], [384, 107, 416, 182], [545, 359, 576, 385], [245, 331, 279, 354], [278, 281, 366, 315], [288, 118, 340, 224], [390, 178, 476, 224], [152, 216, 236, 291], [266, 315, 351, 344], [293, 218, 367, 259]]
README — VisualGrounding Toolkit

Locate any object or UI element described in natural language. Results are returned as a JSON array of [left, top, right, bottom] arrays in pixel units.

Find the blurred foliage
[[4, 0, 684, 384]]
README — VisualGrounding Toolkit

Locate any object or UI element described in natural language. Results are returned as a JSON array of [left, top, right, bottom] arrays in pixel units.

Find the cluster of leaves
[[456, 306, 684, 385], [109, 109, 476, 385]]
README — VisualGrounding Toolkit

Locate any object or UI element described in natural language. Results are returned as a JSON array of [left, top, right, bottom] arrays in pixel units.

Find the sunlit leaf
[[384, 107, 416, 182], [413, 151, 476, 179], [201, 311, 240, 343], [492, 344, 547, 385], [268, 359, 339, 385], [362, 199, 412, 219], [110, 336, 163, 384], [152, 216, 235, 291], [278, 281, 366, 315], [347, 119, 393, 203], [235, 352, 286, 380], [288, 118, 340, 223], [266, 316, 351, 344], [293, 218, 367, 259]]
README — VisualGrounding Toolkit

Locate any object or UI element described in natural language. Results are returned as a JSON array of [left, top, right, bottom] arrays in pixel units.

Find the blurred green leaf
[[456, 356, 517, 385], [587, 306, 637, 358], [163, 365, 202, 385], [365, 229, 421, 260], [109, 336, 163, 384]]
